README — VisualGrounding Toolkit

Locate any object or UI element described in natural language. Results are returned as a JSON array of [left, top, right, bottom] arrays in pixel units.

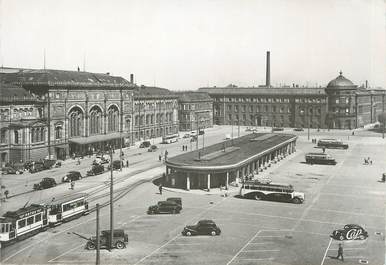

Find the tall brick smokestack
[[130, 74, 134, 83], [266, 51, 271, 87]]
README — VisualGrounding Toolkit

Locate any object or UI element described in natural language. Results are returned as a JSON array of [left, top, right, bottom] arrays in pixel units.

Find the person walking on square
[[336, 243, 344, 261], [158, 183, 163, 195]]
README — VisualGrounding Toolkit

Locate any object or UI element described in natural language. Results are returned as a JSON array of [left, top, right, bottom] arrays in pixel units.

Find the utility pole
[[109, 149, 114, 251], [96, 203, 100, 265], [196, 113, 199, 150], [308, 115, 310, 141], [231, 120, 234, 145], [238, 120, 240, 138]]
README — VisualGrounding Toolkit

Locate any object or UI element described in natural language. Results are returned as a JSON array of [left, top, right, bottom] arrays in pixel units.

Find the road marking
[[226, 230, 262, 265], [241, 249, 280, 252], [328, 248, 366, 251], [48, 243, 84, 263], [236, 258, 274, 261], [248, 242, 274, 245], [344, 256, 367, 259], [320, 238, 332, 265]]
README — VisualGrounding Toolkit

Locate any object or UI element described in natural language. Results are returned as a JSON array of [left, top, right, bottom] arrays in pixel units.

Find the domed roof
[[327, 71, 355, 88]]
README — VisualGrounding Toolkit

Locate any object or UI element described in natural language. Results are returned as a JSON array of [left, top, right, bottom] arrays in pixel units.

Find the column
[[236, 170, 240, 186], [207, 174, 211, 191], [226, 172, 229, 190], [186, 173, 190, 191]]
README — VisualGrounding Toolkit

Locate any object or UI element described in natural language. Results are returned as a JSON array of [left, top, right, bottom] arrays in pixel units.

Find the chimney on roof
[[265, 51, 271, 87], [77, 66, 80, 72], [130, 74, 134, 83], [365, 80, 368, 88], [106, 72, 110, 75]]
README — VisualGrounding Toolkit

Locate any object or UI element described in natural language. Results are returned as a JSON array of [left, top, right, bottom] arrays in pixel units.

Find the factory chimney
[[130, 74, 134, 84], [265, 51, 271, 87]]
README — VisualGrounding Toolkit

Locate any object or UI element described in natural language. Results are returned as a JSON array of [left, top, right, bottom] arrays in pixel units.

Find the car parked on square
[[182, 220, 221, 236], [33, 177, 57, 190], [331, 224, 368, 241]]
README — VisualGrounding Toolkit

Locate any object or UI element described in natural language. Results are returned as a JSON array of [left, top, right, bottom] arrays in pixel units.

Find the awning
[[69, 132, 129, 145]]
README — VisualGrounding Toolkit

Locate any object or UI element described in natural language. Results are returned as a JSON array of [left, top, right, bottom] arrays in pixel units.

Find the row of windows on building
[[215, 105, 323, 115], [180, 102, 211, 111], [134, 112, 174, 126], [215, 97, 326, 104], [0, 127, 46, 145], [0, 107, 43, 121], [135, 101, 176, 112]]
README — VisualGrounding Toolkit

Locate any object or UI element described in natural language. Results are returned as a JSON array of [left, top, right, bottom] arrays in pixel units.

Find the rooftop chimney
[[365, 80, 368, 89], [130, 74, 134, 84], [266, 51, 271, 87]]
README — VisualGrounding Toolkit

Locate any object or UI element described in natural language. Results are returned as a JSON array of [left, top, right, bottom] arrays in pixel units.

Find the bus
[[317, 139, 348, 149], [239, 181, 305, 204], [305, 152, 337, 165], [162, 134, 179, 144]]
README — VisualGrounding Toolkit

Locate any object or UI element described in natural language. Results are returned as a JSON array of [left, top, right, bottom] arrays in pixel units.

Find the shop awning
[[69, 132, 129, 145]]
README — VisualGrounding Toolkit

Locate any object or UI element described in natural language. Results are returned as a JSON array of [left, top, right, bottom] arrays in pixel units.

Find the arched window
[[14, 130, 19, 144], [107, 105, 119, 132], [89, 106, 102, 135], [55, 124, 63, 139], [69, 106, 84, 137]]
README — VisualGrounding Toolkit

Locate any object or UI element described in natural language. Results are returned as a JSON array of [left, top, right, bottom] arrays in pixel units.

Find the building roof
[[0, 82, 41, 104], [175, 91, 212, 102], [0, 68, 133, 88], [166, 133, 296, 171], [134, 86, 178, 99], [326, 71, 356, 89], [198, 86, 326, 96]]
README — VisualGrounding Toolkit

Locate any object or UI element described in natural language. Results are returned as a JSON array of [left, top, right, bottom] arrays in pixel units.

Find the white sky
[[0, 0, 385, 90]]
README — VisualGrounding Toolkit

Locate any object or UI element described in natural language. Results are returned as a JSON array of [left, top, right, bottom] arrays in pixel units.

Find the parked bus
[[317, 139, 348, 149], [162, 134, 179, 144], [239, 181, 305, 204], [305, 152, 337, 165]]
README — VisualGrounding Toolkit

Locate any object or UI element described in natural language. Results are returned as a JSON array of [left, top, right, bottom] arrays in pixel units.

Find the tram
[[0, 205, 48, 243], [40, 193, 89, 225]]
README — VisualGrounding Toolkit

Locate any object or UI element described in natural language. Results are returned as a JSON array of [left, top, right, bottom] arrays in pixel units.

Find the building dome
[[327, 71, 355, 88]]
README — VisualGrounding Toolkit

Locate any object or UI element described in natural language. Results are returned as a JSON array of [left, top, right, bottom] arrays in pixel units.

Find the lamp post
[[109, 147, 114, 251]]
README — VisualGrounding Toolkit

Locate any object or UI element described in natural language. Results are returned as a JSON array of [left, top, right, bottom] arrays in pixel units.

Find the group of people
[[181, 145, 189, 151], [364, 157, 373, 165], [158, 150, 169, 162]]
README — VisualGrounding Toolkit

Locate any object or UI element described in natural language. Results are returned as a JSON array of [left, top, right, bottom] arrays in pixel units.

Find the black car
[[62, 171, 82, 182], [331, 224, 368, 241], [87, 164, 105, 176], [33, 177, 57, 190], [294, 128, 304, 131], [148, 145, 158, 152], [182, 220, 221, 236], [166, 197, 182, 208], [139, 141, 151, 148], [108, 160, 123, 171], [1, 166, 23, 175], [86, 229, 129, 250], [272, 127, 284, 131], [147, 201, 182, 214]]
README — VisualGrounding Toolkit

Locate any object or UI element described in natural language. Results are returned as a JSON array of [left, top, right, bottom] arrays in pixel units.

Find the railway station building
[[164, 133, 297, 190]]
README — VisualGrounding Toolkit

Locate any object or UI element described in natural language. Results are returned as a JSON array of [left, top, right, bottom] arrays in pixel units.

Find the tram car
[[0, 205, 48, 243], [37, 193, 89, 226]]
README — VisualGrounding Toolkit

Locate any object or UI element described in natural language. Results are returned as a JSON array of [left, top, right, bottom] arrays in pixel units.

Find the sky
[[0, 0, 385, 90]]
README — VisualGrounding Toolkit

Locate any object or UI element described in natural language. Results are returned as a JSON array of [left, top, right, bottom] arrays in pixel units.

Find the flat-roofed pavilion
[[164, 133, 297, 190]]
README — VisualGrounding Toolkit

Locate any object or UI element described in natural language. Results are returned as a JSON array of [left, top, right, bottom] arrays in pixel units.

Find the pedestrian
[[70, 180, 75, 190], [159, 154, 162, 161], [322, 147, 326, 153], [182, 145, 184, 151], [158, 183, 163, 195], [370, 159, 373, 165], [352, 131, 354, 136], [77, 158, 81, 165], [336, 243, 344, 261], [126, 160, 129, 168], [4, 190, 9, 199]]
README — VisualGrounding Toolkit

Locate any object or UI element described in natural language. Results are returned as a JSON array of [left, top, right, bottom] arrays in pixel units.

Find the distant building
[[0, 82, 46, 164], [175, 91, 213, 131], [200, 73, 385, 130], [1, 68, 134, 160], [133, 86, 179, 142]]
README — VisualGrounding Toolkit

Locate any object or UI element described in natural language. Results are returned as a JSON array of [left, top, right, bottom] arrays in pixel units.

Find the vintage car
[[1, 166, 23, 175], [148, 145, 158, 152], [85, 229, 128, 250], [139, 141, 151, 148], [62, 171, 82, 182], [166, 197, 182, 209], [147, 201, 182, 214], [294, 128, 304, 131], [93, 156, 109, 165], [181, 220, 221, 236], [331, 224, 368, 241], [87, 165, 105, 176], [33, 177, 57, 190], [107, 160, 123, 171]]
